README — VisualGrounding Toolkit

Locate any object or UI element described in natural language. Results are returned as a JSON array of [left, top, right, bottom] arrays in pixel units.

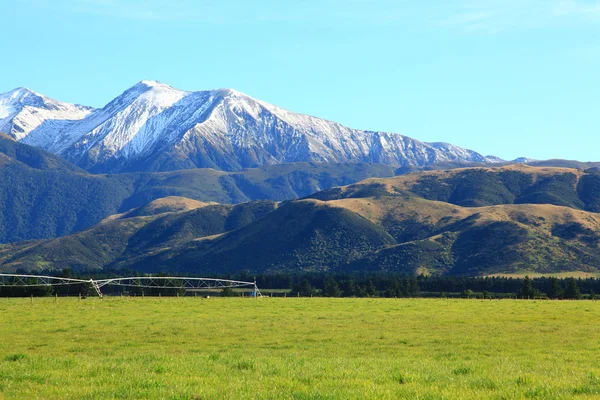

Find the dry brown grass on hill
[[120, 196, 217, 218], [364, 164, 586, 189], [139, 196, 215, 213], [328, 194, 600, 234], [327, 196, 468, 225]]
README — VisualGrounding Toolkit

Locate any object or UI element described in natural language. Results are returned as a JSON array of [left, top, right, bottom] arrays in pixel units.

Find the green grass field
[[1, 298, 599, 399]]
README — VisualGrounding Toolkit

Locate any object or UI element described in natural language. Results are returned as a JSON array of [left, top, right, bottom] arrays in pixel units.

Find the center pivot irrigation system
[[0, 274, 262, 298]]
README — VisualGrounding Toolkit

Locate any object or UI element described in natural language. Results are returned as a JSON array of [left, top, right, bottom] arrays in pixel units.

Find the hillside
[[0, 137, 135, 243], [309, 165, 600, 211], [4, 165, 600, 276], [0, 134, 397, 243], [113, 196, 600, 276], [0, 133, 83, 172], [0, 200, 277, 272]]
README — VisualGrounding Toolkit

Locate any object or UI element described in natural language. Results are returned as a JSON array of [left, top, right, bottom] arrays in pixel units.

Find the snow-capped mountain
[[0, 81, 501, 173], [0, 88, 93, 145]]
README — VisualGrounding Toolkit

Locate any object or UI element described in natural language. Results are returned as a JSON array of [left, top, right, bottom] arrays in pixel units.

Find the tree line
[[248, 273, 593, 299], [0, 268, 597, 299]]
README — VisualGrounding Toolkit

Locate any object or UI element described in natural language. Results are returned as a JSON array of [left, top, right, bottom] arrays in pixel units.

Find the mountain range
[[0, 81, 502, 173], [3, 165, 600, 276], [2, 80, 600, 278]]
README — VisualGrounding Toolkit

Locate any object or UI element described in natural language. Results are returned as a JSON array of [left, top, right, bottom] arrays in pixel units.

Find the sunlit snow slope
[[0, 81, 499, 173]]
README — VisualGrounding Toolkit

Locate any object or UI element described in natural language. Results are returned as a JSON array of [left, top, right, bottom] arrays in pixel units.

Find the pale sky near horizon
[[2, 0, 599, 161]]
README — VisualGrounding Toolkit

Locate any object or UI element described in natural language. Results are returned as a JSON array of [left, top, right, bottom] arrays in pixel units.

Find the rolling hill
[[3, 165, 600, 277], [309, 165, 600, 211], [0, 134, 399, 243], [0, 198, 277, 272]]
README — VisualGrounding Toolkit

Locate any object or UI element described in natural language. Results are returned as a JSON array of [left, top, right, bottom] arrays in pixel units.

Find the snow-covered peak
[[4, 80, 505, 172], [0, 87, 45, 118], [0, 87, 94, 142], [134, 81, 188, 107], [215, 88, 245, 97], [57, 81, 196, 160], [138, 79, 165, 87], [103, 81, 189, 113], [513, 157, 535, 163], [0, 87, 91, 112], [1, 86, 41, 101], [131, 80, 184, 94]]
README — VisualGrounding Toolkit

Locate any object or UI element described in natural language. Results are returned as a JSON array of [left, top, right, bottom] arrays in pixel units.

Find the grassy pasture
[[0, 298, 599, 399]]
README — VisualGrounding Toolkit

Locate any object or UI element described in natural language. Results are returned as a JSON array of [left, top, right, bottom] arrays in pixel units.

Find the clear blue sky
[[2, 0, 599, 161]]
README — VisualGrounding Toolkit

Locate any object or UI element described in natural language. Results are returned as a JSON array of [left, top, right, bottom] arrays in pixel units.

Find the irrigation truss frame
[[0, 274, 261, 298]]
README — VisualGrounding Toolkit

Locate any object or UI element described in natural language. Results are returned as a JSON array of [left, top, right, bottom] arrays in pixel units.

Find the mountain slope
[[106, 166, 600, 275], [3, 82, 498, 173], [118, 193, 600, 276], [0, 200, 278, 272], [127, 200, 397, 274], [5, 165, 600, 276], [0, 199, 394, 273], [0, 133, 83, 172], [0, 134, 397, 243], [0, 87, 93, 145], [309, 165, 600, 212], [5, 190, 600, 276]]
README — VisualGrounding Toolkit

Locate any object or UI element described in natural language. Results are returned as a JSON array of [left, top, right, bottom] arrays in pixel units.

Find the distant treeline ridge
[[0, 269, 597, 299]]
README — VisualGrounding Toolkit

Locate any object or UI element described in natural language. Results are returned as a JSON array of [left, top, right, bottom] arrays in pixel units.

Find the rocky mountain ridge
[[1, 81, 501, 173]]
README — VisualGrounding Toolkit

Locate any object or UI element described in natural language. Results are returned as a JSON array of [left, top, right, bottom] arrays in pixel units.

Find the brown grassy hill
[[3, 165, 600, 276], [120, 196, 216, 218], [0, 200, 277, 272], [113, 192, 600, 276], [310, 164, 600, 211]]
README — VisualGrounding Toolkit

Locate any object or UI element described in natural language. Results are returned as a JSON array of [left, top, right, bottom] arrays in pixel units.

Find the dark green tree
[[341, 280, 357, 297], [323, 279, 341, 297], [355, 285, 367, 298], [520, 276, 535, 299], [366, 280, 377, 297], [564, 278, 582, 300], [547, 277, 563, 299], [385, 281, 403, 298], [407, 279, 420, 297], [298, 279, 313, 297]]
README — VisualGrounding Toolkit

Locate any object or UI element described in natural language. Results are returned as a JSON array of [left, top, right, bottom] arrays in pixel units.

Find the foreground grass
[[0, 298, 599, 399]]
